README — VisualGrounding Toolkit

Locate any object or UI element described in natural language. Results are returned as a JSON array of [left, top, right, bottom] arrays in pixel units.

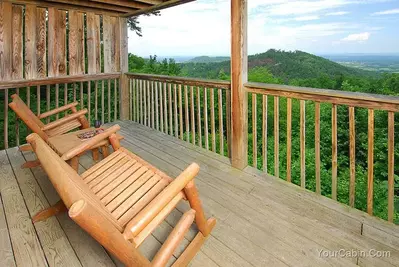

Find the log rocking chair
[[26, 125, 216, 267], [8, 94, 106, 169]]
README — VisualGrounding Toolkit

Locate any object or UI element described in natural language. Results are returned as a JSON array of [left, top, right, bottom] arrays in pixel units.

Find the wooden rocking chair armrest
[[42, 109, 88, 131], [61, 124, 121, 161], [38, 102, 79, 119], [123, 163, 200, 239]]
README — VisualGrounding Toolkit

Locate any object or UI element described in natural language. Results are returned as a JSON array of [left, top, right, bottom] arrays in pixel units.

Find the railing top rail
[[126, 72, 231, 90], [0, 72, 121, 90], [245, 82, 399, 108]]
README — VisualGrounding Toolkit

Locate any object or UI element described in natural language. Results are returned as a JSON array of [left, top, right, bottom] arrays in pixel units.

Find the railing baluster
[[174, 84, 178, 138], [218, 89, 224, 155], [80, 81, 84, 109], [315, 102, 320, 193], [151, 81, 155, 128], [286, 98, 292, 182], [252, 93, 257, 168], [147, 81, 151, 127], [64, 83, 68, 115], [179, 84, 183, 139], [300, 100, 306, 188], [274, 96, 279, 177], [143, 80, 148, 126], [37, 85, 41, 116], [210, 88, 216, 152], [349, 106, 356, 207], [155, 82, 159, 130], [332, 104, 338, 200], [184, 85, 189, 142], [88, 81, 91, 124], [55, 85, 58, 119], [140, 80, 143, 125], [4, 89, 8, 149], [190, 86, 196, 145], [108, 79, 111, 122], [101, 80, 105, 124], [197, 87, 202, 147], [95, 81, 98, 121], [163, 82, 168, 133], [168, 83, 173, 135], [159, 81, 164, 132], [262, 95, 267, 172], [136, 80, 139, 123], [226, 90, 231, 157], [367, 109, 374, 215], [129, 79, 133, 121], [16, 88, 20, 146], [204, 87, 209, 150], [46, 85, 50, 123], [388, 111, 394, 222]]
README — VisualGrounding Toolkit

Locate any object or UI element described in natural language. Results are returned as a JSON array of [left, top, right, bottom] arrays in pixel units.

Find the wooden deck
[[0, 120, 399, 267]]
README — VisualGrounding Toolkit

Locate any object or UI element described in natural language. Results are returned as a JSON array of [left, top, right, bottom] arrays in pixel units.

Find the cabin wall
[[0, 1, 123, 82]]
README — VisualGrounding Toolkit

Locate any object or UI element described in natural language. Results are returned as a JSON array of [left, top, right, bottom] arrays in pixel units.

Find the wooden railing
[[125, 73, 231, 157], [0, 73, 121, 149], [245, 82, 399, 223]]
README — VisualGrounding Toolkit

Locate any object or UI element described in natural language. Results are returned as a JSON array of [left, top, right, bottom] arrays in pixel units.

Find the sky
[[128, 0, 399, 57]]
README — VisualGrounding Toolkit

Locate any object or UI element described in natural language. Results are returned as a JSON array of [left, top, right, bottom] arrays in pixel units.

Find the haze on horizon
[[128, 0, 399, 57]]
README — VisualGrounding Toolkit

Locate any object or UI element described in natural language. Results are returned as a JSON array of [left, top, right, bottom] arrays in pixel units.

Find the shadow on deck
[[0, 120, 398, 267]]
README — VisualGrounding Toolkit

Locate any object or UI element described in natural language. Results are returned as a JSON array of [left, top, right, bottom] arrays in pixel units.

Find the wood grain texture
[[230, 0, 248, 169], [332, 104, 338, 200], [210, 88, 216, 152], [7, 148, 82, 267], [387, 111, 394, 222], [159, 81, 164, 132], [0, 151, 47, 266], [0, 196, 16, 267], [300, 100, 305, 188], [69, 10, 85, 75], [87, 12, 101, 74], [179, 85, 183, 140], [367, 109, 374, 215], [315, 102, 320, 194], [24, 5, 37, 79], [349, 107, 356, 208], [169, 83, 173, 135], [36, 7, 46, 78], [184, 85, 189, 142], [286, 98, 292, 182], [0, 2, 12, 80], [48, 8, 67, 77], [12, 5, 23, 80]]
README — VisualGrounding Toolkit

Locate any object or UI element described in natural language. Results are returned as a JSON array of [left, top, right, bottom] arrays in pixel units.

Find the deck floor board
[[0, 121, 398, 266]]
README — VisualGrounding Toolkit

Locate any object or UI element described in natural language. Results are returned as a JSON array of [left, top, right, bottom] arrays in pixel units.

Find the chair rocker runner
[[26, 126, 216, 266]]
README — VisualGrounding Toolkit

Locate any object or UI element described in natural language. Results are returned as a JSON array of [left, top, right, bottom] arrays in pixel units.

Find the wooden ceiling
[[7, 0, 195, 16]]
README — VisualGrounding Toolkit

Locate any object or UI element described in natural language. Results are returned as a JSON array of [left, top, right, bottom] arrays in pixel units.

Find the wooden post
[[230, 0, 248, 169], [119, 17, 129, 120]]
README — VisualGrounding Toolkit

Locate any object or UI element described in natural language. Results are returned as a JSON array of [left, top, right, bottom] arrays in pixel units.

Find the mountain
[[179, 49, 377, 81], [187, 56, 230, 63]]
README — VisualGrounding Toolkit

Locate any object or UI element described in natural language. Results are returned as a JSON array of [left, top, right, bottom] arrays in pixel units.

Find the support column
[[119, 17, 129, 120], [230, 0, 248, 169]]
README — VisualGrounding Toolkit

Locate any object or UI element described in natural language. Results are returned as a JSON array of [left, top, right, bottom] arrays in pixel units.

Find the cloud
[[341, 32, 371, 42], [294, 15, 320, 21], [372, 8, 399, 15], [326, 11, 350, 16]]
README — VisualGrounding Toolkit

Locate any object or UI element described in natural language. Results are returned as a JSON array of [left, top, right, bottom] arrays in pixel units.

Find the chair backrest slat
[[9, 94, 48, 140]]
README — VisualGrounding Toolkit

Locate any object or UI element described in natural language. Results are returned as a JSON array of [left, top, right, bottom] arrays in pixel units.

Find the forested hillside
[[128, 50, 399, 223]]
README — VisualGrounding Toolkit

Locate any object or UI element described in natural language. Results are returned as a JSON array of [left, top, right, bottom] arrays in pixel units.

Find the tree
[[127, 11, 160, 37]]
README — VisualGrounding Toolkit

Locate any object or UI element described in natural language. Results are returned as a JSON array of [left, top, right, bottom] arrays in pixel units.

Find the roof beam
[[6, 0, 126, 15], [89, 0, 151, 9], [43, 0, 136, 13], [123, 0, 194, 17]]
